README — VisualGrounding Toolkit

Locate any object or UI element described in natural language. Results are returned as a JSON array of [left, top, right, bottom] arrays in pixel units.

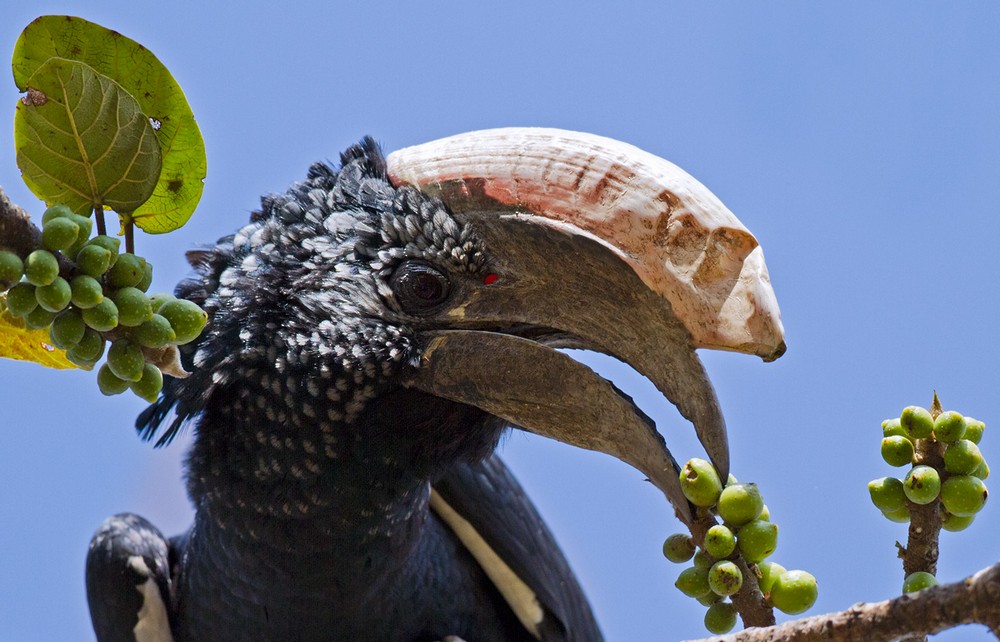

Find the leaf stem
[[124, 221, 134, 255], [93, 206, 106, 237]]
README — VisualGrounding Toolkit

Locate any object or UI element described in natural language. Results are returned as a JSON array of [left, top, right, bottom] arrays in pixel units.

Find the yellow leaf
[[0, 294, 78, 370]]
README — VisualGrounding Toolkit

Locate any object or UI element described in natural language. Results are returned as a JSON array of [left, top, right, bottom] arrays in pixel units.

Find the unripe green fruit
[[82, 298, 119, 332], [679, 458, 724, 507], [675, 565, 711, 598], [74, 245, 112, 278], [882, 417, 907, 439], [703, 525, 736, 559], [97, 362, 130, 395], [756, 560, 786, 594], [900, 406, 934, 440], [881, 436, 915, 467], [881, 505, 911, 523], [49, 309, 86, 349], [868, 477, 907, 512], [934, 410, 967, 442], [149, 292, 175, 313], [24, 305, 56, 329], [5, 282, 37, 317], [903, 465, 941, 505], [112, 287, 152, 327], [770, 570, 818, 615], [717, 483, 764, 526], [708, 561, 743, 597], [67, 328, 105, 365], [944, 440, 984, 475], [696, 591, 723, 607], [704, 602, 737, 635], [963, 418, 985, 445], [758, 504, 771, 521], [41, 217, 80, 252], [737, 519, 778, 563], [107, 253, 147, 288], [67, 214, 92, 250], [35, 276, 71, 312], [70, 275, 104, 309], [42, 204, 74, 223], [130, 363, 163, 402], [0, 250, 24, 289], [86, 235, 121, 261], [87, 234, 121, 270], [662, 533, 695, 563], [941, 511, 975, 532], [692, 549, 715, 570], [107, 339, 145, 382], [973, 461, 990, 480], [940, 475, 988, 516], [65, 350, 97, 369], [902, 571, 937, 593], [24, 249, 59, 286], [136, 261, 153, 292], [158, 298, 208, 345], [132, 314, 176, 348]]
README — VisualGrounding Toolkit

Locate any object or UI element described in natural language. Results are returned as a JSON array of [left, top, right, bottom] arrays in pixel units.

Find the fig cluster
[[0, 204, 207, 401], [663, 458, 818, 633], [869, 406, 989, 530]]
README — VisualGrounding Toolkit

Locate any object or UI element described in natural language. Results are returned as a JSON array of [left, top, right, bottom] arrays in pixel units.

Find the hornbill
[[85, 128, 784, 641]]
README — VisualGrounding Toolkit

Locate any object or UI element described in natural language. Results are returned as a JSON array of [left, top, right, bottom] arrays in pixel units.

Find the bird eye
[[390, 261, 451, 313]]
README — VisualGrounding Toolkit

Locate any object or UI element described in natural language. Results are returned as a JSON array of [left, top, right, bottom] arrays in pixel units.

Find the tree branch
[[686, 561, 1000, 642], [0, 185, 41, 257]]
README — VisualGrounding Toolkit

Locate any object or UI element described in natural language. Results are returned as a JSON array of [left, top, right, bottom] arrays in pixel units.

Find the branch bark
[[0, 185, 42, 257], [687, 561, 1000, 642]]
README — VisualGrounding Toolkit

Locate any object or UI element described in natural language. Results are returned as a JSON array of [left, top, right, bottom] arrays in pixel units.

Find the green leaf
[[14, 58, 163, 215], [13, 15, 206, 233], [0, 293, 78, 370]]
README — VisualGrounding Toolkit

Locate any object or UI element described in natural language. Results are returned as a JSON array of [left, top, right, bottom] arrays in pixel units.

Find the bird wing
[[431, 453, 603, 642], [86, 513, 175, 642]]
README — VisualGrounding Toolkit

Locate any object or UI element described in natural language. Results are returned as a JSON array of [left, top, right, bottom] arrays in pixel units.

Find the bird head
[[139, 128, 784, 525]]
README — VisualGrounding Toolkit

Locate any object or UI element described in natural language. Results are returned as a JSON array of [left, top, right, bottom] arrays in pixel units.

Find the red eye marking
[[483, 273, 499, 285]]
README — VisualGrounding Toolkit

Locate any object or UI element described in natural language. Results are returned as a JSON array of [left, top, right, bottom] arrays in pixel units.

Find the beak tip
[[763, 340, 787, 363]]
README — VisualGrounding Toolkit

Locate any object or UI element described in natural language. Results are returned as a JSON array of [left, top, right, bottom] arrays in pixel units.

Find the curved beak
[[389, 128, 785, 524]]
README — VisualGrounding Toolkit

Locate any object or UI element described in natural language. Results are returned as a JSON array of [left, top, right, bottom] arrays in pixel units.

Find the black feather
[[117, 136, 600, 641]]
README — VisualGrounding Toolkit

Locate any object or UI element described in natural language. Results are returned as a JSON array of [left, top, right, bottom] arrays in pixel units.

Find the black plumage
[[89, 138, 601, 641]]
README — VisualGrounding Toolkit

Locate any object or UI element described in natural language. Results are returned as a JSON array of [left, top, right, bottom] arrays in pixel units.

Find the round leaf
[[15, 58, 163, 214], [13, 15, 206, 232]]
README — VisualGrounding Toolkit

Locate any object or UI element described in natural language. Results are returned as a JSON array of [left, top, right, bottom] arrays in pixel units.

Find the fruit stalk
[[902, 438, 944, 578], [899, 397, 946, 642], [688, 511, 775, 628]]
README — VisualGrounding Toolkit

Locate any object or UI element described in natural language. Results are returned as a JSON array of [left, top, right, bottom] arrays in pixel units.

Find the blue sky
[[1, 2, 998, 640]]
